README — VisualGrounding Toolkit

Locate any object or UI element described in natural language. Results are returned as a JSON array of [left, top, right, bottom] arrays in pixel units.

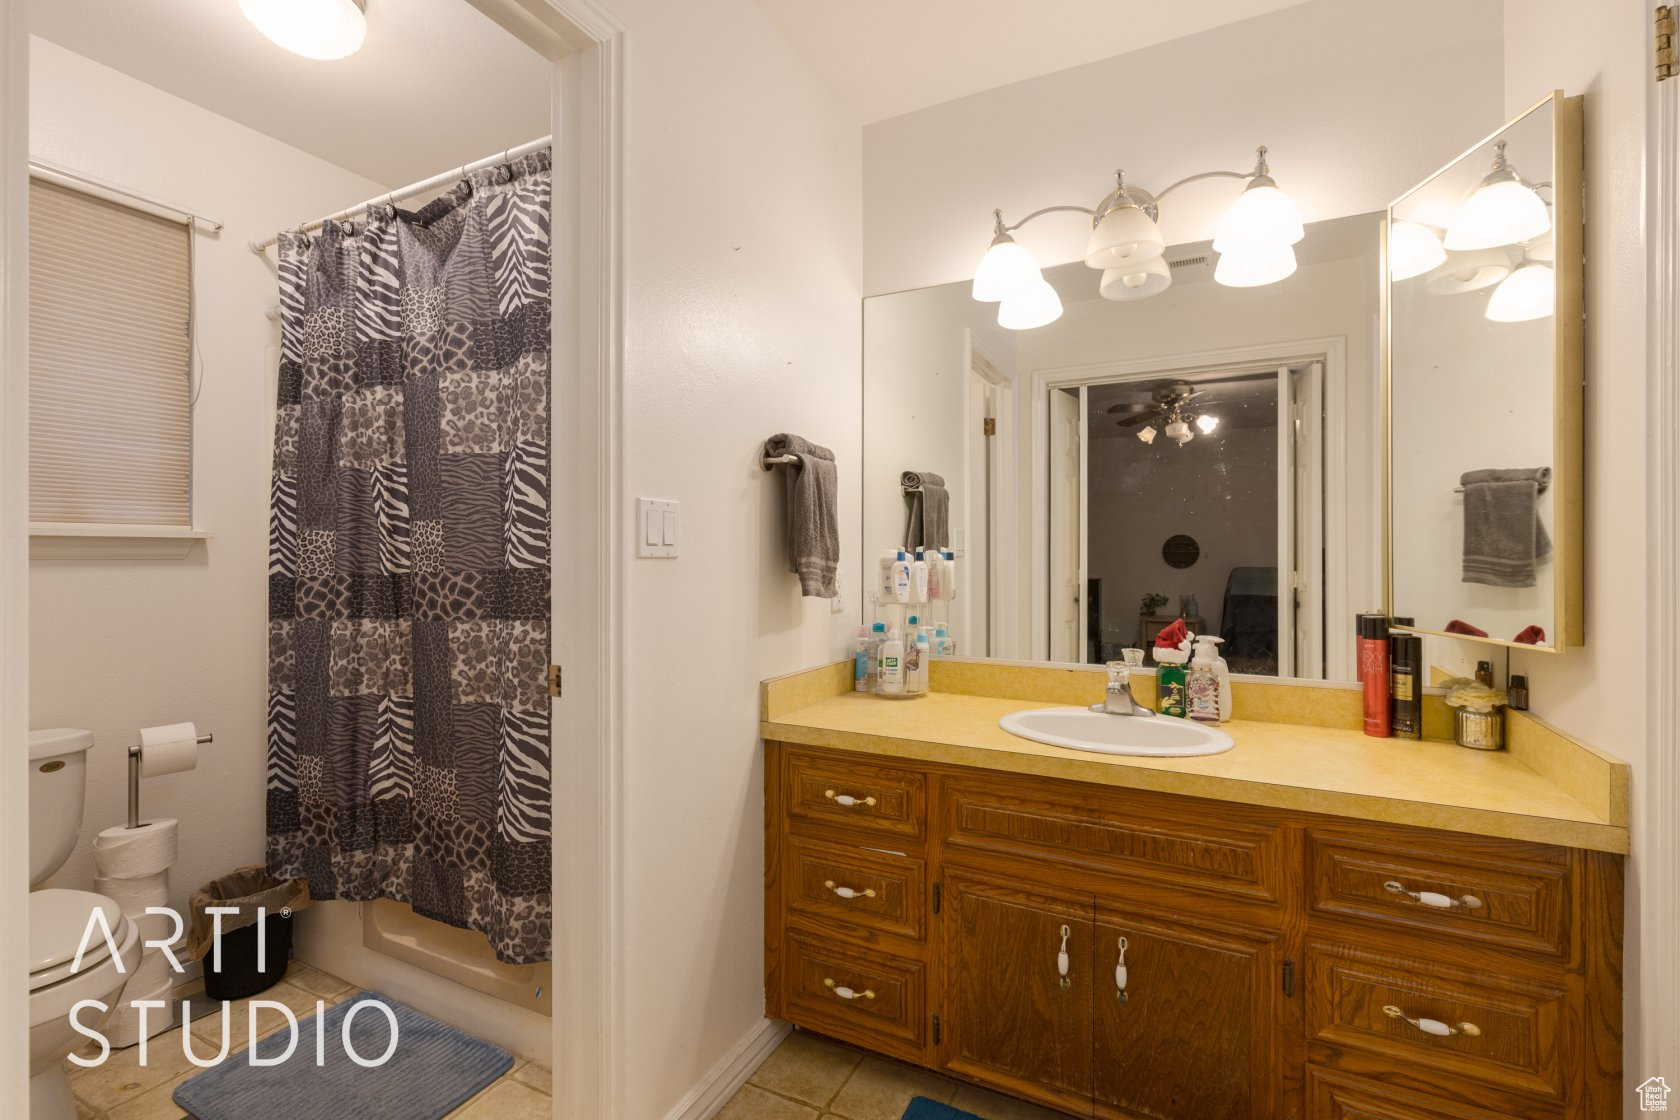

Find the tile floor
[[719, 1030, 1069, 1120], [67, 960, 551, 1120]]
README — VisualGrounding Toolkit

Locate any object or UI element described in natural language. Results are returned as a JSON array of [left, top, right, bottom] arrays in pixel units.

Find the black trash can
[[185, 866, 311, 1002]]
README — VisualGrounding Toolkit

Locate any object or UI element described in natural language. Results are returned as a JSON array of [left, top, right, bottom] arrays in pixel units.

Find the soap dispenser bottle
[[1154, 641, 1190, 718], [868, 622, 887, 693], [1192, 635, 1232, 722], [880, 627, 905, 695], [1187, 638, 1221, 722]]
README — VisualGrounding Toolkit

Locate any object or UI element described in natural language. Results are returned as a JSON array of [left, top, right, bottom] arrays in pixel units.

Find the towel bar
[[761, 453, 799, 471]]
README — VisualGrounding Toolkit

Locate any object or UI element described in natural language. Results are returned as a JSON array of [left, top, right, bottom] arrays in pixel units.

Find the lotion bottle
[[892, 553, 912, 604], [913, 629, 932, 693], [910, 552, 929, 603], [880, 628, 905, 695], [1187, 636, 1226, 722], [868, 622, 887, 693], [942, 551, 957, 600], [926, 552, 942, 600]]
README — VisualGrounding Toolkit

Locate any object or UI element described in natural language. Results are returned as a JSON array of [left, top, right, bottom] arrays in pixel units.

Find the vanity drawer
[[784, 931, 926, 1061], [785, 748, 927, 843], [1308, 829, 1569, 957], [787, 836, 926, 942], [940, 773, 1284, 906], [1307, 1066, 1560, 1120], [1306, 938, 1567, 1106]]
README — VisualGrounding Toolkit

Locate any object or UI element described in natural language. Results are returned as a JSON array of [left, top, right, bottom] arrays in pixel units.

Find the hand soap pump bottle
[[1189, 635, 1231, 722], [1155, 640, 1191, 718], [1187, 637, 1222, 722], [880, 627, 905, 695]]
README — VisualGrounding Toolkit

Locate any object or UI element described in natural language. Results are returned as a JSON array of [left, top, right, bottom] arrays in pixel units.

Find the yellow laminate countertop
[[761, 691, 1628, 854]]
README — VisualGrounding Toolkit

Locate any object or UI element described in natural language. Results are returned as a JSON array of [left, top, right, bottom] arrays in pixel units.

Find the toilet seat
[[29, 889, 128, 993]]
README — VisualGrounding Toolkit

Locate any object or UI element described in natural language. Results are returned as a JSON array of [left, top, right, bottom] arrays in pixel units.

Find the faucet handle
[[1105, 660, 1130, 685]]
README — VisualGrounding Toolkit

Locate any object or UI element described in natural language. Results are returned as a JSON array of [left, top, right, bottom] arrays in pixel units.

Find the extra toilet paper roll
[[104, 972, 176, 1050], [138, 722, 199, 778], [94, 819, 178, 879], [127, 945, 176, 993], [96, 871, 168, 916]]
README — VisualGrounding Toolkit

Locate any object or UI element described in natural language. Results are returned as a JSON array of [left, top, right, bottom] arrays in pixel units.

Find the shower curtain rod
[[247, 134, 551, 255]]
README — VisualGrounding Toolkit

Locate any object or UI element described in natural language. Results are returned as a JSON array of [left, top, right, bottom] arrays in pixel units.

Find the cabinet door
[[943, 873, 1095, 1115], [1093, 906, 1281, 1120]]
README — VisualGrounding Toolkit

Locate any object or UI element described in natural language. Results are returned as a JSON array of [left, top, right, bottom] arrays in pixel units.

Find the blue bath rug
[[903, 1098, 983, 1120], [172, 991, 513, 1120]]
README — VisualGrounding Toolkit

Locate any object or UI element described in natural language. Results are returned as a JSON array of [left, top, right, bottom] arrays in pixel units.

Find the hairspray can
[[1357, 614, 1391, 738]]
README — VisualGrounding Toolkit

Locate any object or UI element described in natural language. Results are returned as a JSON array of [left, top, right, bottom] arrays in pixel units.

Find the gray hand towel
[[901, 471, 949, 552], [1460, 467, 1553, 588], [766, 434, 839, 598]]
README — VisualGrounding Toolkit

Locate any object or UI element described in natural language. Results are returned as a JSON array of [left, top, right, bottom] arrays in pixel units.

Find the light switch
[[637, 498, 678, 558], [952, 527, 966, 557]]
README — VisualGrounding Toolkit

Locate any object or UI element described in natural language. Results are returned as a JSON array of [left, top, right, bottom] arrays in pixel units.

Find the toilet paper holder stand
[[127, 733, 214, 829]]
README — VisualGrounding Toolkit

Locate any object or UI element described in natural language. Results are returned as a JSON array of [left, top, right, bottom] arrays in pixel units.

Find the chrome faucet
[[1091, 661, 1153, 716]]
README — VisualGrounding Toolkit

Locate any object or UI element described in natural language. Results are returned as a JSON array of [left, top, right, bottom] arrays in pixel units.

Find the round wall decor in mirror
[[1162, 534, 1200, 569]]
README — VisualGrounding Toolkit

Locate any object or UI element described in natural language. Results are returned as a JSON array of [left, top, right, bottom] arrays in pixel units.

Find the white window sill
[[29, 524, 213, 561]]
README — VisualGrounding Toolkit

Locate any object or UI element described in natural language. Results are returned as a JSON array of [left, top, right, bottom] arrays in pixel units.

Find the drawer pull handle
[[1383, 1005, 1481, 1037], [1057, 924, 1072, 990], [824, 979, 875, 1001], [824, 879, 877, 901], [1383, 880, 1482, 910], [825, 789, 878, 809], [1114, 936, 1129, 1003]]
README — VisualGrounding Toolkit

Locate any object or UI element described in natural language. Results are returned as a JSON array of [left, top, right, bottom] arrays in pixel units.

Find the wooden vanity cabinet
[[764, 742, 1622, 1120]]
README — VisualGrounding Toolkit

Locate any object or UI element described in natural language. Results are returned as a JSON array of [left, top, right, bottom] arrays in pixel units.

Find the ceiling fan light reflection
[[240, 0, 368, 60], [1136, 424, 1157, 445], [1195, 414, 1219, 434]]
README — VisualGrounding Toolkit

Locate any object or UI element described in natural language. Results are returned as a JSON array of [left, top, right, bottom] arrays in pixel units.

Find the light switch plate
[[952, 527, 966, 557], [637, 498, 678, 558]]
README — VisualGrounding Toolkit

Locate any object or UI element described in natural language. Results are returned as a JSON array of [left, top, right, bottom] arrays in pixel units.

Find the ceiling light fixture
[[240, 0, 368, 61], [1136, 424, 1158, 445], [1388, 220, 1448, 281], [973, 146, 1304, 329], [1110, 382, 1218, 448], [1443, 140, 1551, 251], [1422, 247, 1513, 295], [1195, 413, 1219, 435], [1485, 262, 1554, 322]]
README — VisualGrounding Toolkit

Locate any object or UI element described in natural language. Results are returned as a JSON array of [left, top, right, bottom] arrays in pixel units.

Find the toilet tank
[[29, 728, 93, 887]]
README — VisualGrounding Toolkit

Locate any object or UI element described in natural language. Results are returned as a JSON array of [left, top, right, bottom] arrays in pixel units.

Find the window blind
[[28, 177, 192, 526]]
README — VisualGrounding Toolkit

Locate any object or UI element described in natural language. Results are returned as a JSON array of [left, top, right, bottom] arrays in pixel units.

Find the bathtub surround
[[266, 150, 554, 965]]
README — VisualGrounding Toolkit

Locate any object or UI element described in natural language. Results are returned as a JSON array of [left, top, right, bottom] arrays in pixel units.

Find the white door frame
[[1644, 50, 1680, 1091], [0, 0, 32, 1101], [0, 0, 628, 1112], [1028, 336, 1349, 672]]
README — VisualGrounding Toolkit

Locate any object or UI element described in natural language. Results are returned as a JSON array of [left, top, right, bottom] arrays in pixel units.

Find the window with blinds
[[28, 177, 192, 527]]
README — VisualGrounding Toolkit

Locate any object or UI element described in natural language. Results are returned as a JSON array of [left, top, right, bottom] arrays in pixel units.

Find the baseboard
[[661, 1017, 792, 1120]]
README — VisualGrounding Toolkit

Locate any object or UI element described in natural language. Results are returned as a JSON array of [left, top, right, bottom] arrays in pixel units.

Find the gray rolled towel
[[766, 434, 839, 598], [901, 471, 949, 551], [1460, 467, 1552, 588]]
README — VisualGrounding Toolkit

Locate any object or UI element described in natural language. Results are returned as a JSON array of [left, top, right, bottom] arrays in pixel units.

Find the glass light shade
[[1443, 178, 1551, 251], [241, 0, 367, 59], [1389, 221, 1447, 281], [1485, 263, 1554, 323], [1136, 425, 1157, 445], [972, 236, 1041, 302], [1212, 179, 1304, 254], [1099, 257, 1172, 301], [1525, 230, 1556, 263], [1423, 248, 1512, 295], [1164, 419, 1193, 445], [1084, 203, 1165, 270], [997, 279, 1063, 330], [1195, 413, 1219, 434], [1214, 244, 1297, 288]]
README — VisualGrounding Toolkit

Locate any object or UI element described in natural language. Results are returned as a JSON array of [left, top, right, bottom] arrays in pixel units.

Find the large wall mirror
[[1387, 91, 1583, 656], [864, 214, 1383, 682]]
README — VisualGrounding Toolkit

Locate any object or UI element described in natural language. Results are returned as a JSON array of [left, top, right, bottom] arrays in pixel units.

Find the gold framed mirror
[[1385, 90, 1583, 655]]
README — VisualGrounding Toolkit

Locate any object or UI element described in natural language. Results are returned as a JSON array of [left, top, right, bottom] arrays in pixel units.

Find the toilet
[[28, 729, 143, 1120]]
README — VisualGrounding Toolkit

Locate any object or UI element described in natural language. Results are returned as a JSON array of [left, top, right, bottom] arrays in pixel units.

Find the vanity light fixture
[[240, 0, 368, 61], [1422, 247, 1512, 295], [974, 146, 1303, 329], [1485, 262, 1554, 322], [1443, 140, 1551, 251], [1388, 220, 1448, 281]]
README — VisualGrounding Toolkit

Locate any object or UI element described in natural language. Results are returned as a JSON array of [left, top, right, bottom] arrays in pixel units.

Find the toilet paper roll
[[138, 722, 198, 778], [104, 973, 176, 1050], [125, 946, 176, 994], [94, 819, 178, 878], [95, 871, 168, 916]]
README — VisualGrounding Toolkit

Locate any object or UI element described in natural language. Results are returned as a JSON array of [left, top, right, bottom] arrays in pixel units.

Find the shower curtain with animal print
[[266, 150, 552, 964]]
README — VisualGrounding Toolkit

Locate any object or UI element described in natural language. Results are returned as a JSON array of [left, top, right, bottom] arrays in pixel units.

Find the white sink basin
[[999, 707, 1235, 757]]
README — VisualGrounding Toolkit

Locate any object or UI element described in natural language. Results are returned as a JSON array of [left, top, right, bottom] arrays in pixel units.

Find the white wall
[[599, 1, 863, 1117], [863, 0, 1505, 297], [26, 37, 385, 920], [1499, 0, 1657, 1088]]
